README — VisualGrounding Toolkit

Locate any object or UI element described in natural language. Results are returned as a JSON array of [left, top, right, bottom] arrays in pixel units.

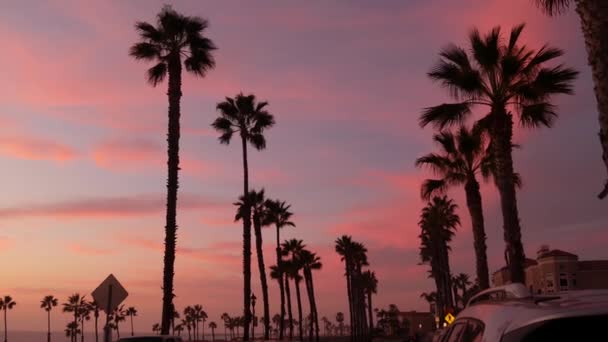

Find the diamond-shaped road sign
[[445, 313, 455, 325], [92, 274, 128, 314]]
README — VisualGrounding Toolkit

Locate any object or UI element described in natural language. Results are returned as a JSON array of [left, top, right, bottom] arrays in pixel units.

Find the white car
[[117, 336, 183, 342], [439, 283, 608, 341]]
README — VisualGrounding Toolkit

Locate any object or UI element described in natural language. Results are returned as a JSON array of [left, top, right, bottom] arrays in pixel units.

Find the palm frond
[[428, 59, 483, 98], [129, 42, 162, 61], [535, 0, 572, 16], [415, 153, 452, 174], [523, 45, 565, 74], [146, 62, 167, 86], [469, 27, 500, 71], [252, 111, 275, 133], [519, 102, 557, 128], [134, 21, 163, 42], [248, 133, 267, 150], [420, 102, 472, 129], [433, 131, 457, 156], [507, 23, 525, 53], [525, 65, 578, 99], [216, 100, 239, 119], [184, 49, 215, 77], [420, 179, 448, 200]]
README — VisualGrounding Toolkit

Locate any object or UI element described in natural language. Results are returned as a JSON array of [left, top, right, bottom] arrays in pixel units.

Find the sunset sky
[[0, 0, 606, 334]]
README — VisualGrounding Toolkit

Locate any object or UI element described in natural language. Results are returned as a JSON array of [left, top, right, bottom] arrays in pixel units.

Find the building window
[[559, 273, 568, 291]]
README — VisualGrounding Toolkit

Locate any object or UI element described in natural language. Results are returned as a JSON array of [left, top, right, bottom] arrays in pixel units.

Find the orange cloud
[[67, 242, 114, 256], [0, 193, 220, 219], [0, 136, 77, 162]]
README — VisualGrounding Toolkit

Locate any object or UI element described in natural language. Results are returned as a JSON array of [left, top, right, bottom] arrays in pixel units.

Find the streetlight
[[251, 293, 257, 340]]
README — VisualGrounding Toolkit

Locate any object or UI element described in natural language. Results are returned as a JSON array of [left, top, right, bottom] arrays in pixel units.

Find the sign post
[[92, 274, 128, 342]]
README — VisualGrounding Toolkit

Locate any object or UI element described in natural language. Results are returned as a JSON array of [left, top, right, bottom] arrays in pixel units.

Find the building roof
[[493, 258, 538, 275], [538, 249, 578, 259]]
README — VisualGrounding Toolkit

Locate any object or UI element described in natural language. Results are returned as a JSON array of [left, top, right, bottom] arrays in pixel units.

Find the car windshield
[[503, 314, 607, 341], [118, 338, 164, 342]]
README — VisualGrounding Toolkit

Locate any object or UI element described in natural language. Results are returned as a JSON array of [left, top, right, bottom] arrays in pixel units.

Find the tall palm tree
[[264, 199, 295, 340], [237, 189, 271, 340], [335, 313, 345, 337], [209, 321, 217, 341], [65, 322, 80, 340], [89, 301, 100, 342], [335, 236, 356, 342], [360, 271, 378, 334], [416, 126, 495, 289], [350, 243, 369, 341], [534, 0, 608, 198], [298, 250, 322, 342], [0, 296, 16, 342], [171, 307, 180, 336], [40, 295, 58, 342], [213, 93, 275, 340], [130, 6, 216, 334], [78, 304, 91, 342], [452, 273, 472, 309], [420, 24, 577, 283], [174, 324, 184, 337], [183, 306, 194, 341], [419, 292, 437, 314], [152, 323, 161, 335], [126, 307, 138, 336], [63, 294, 85, 342], [221, 313, 230, 340], [418, 196, 459, 323], [192, 305, 203, 341], [113, 305, 126, 339], [282, 239, 305, 340]]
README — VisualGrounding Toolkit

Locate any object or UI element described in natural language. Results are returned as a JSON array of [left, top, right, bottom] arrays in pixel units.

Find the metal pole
[[104, 285, 113, 342]]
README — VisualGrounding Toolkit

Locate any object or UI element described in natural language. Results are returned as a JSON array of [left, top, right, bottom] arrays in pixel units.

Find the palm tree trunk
[[344, 264, 354, 342], [253, 217, 271, 341], [2, 309, 6, 342], [277, 228, 286, 341], [367, 289, 373, 334], [95, 314, 99, 342], [295, 278, 304, 342], [491, 109, 526, 283], [303, 271, 314, 342], [241, 134, 252, 342], [202, 321, 206, 341], [212, 327, 215, 341], [572, 0, 608, 198], [307, 271, 320, 342], [161, 53, 182, 335], [131, 315, 134, 336], [285, 276, 294, 340], [47, 311, 51, 342], [464, 177, 490, 289]]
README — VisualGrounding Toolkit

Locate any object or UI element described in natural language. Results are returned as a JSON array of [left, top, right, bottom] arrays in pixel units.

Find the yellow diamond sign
[[445, 313, 455, 325]]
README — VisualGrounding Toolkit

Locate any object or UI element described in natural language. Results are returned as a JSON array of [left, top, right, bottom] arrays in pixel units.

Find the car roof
[[455, 290, 608, 337]]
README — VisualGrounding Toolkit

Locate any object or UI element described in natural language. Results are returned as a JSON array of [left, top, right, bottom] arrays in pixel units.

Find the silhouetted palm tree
[[213, 93, 275, 341], [335, 313, 345, 337], [264, 199, 295, 340], [416, 126, 496, 289], [221, 313, 230, 340], [282, 239, 305, 340], [174, 324, 184, 337], [452, 273, 472, 309], [421, 24, 577, 283], [126, 307, 138, 336], [335, 236, 356, 341], [0, 296, 16, 342], [419, 292, 437, 314], [89, 301, 100, 342], [40, 295, 58, 342], [299, 250, 322, 342], [65, 322, 80, 340], [171, 307, 180, 335], [78, 304, 91, 342], [112, 305, 126, 339], [360, 271, 378, 333], [63, 294, 85, 342], [534, 0, 608, 198], [418, 196, 459, 323], [152, 323, 161, 335], [209, 321, 217, 341], [130, 6, 216, 333]]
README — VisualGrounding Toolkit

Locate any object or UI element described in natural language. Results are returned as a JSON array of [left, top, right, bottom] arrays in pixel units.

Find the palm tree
[[63, 294, 85, 342], [112, 305, 126, 339], [209, 322, 217, 341], [126, 307, 138, 336], [184, 306, 194, 341], [534, 0, 608, 198], [416, 126, 495, 289], [421, 24, 577, 283], [175, 324, 184, 337], [89, 301, 100, 342], [335, 236, 355, 341], [419, 292, 437, 314], [152, 323, 161, 335], [78, 304, 91, 342], [360, 271, 378, 333], [452, 273, 472, 310], [65, 322, 81, 340], [130, 6, 216, 334], [282, 239, 305, 340], [221, 313, 230, 340], [171, 307, 180, 336], [237, 189, 271, 340], [418, 196, 459, 323], [0, 296, 16, 342], [335, 313, 345, 337], [298, 250, 322, 342], [213, 93, 275, 341], [40, 295, 58, 342], [264, 199, 295, 340]]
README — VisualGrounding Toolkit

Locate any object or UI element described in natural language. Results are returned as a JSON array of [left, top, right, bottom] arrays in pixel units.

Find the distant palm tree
[[360, 271, 378, 333], [171, 307, 180, 335], [237, 189, 271, 340], [452, 273, 472, 309], [418, 196, 459, 322], [65, 322, 81, 340], [416, 126, 496, 289], [184, 306, 194, 341], [130, 6, 216, 334], [419, 292, 437, 314], [282, 239, 305, 341], [335, 313, 345, 337], [299, 250, 322, 342], [220, 313, 230, 340], [264, 198, 295, 340], [63, 294, 85, 342], [421, 24, 577, 283], [213, 93, 275, 341], [89, 301, 100, 342], [209, 321, 217, 341], [78, 303, 91, 342], [174, 324, 184, 337], [534, 0, 608, 198], [152, 323, 161, 335], [40, 295, 58, 342], [112, 305, 126, 339], [126, 307, 138, 336], [0, 296, 16, 342]]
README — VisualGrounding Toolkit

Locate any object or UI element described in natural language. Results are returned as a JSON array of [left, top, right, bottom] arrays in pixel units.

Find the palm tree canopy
[[129, 4, 216, 86], [209, 321, 217, 328], [127, 307, 138, 316], [299, 249, 322, 271], [420, 24, 577, 131], [281, 239, 305, 257], [334, 235, 354, 261], [418, 196, 460, 264], [212, 93, 276, 148], [40, 295, 58, 311], [264, 199, 296, 228], [0, 296, 16, 309], [361, 270, 379, 294], [535, 0, 571, 15], [62, 294, 84, 313]]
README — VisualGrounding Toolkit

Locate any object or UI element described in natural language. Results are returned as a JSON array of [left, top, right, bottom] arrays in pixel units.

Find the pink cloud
[[0, 236, 12, 252], [0, 193, 220, 219], [67, 242, 114, 256], [0, 136, 77, 162]]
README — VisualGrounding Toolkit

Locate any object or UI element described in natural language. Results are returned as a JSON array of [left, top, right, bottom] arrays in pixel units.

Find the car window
[[444, 322, 466, 342], [461, 319, 484, 342]]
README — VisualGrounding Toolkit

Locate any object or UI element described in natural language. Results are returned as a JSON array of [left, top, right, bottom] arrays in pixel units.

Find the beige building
[[492, 245, 608, 294]]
